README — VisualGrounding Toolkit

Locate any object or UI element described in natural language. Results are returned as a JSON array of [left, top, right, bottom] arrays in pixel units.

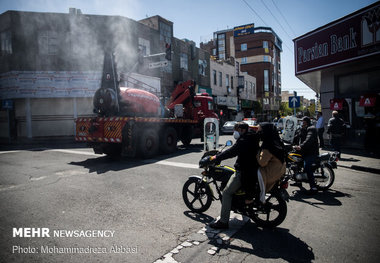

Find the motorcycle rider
[[294, 116, 319, 195], [256, 123, 286, 203], [208, 122, 260, 229]]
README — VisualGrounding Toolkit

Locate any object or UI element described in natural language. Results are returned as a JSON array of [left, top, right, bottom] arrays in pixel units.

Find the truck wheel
[[181, 126, 193, 146], [138, 128, 159, 158], [160, 127, 178, 154]]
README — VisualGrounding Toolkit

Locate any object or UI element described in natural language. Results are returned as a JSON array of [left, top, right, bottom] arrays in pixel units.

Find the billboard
[[294, 3, 380, 75], [234, 23, 255, 37]]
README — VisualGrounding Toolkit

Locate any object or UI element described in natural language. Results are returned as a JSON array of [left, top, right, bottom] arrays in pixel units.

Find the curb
[[338, 164, 380, 175]]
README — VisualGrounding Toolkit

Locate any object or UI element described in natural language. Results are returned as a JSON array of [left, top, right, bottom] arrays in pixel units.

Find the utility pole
[[293, 91, 297, 117]]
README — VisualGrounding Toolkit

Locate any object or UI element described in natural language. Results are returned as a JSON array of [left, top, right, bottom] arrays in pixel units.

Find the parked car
[[242, 118, 259, 132], [221, 121, 237, 135]]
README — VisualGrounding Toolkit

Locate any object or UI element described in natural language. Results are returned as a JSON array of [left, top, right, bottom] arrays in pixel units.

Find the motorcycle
[[284, 143, 338, 190], [182, 140, 290, 228]]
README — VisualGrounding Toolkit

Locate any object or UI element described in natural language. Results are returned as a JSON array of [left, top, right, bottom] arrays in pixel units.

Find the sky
[[0, 0, 377, 99]]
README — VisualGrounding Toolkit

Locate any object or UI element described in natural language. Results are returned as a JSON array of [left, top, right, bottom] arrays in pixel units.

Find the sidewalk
[[321, 148, 380, 175]]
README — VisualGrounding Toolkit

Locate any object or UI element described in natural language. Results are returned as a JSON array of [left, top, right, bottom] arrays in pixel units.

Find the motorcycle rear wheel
[[251, 191, 287, 228], [314, 166, 335, 190], [182, 177, 213, 213]]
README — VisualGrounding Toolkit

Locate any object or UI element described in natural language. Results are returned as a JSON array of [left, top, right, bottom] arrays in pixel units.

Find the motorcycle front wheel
[[251, 191, 287, 228], [314, 165, 335, 190], [182, 177, 213, 213]]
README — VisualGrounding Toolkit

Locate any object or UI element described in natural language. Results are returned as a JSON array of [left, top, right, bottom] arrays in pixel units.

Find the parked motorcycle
[[182, 140, 289, 228], [284, 143, 338, 190]]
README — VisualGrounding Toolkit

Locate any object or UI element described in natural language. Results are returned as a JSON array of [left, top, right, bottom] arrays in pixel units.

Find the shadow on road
[[68, 144, 204, 174], [228, 225, 315, 263], [183, 211, 214, 224], [289, 189, 352, 209]]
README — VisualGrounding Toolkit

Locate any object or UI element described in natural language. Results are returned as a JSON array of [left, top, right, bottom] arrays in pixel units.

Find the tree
[[279, 102, 292, 116]]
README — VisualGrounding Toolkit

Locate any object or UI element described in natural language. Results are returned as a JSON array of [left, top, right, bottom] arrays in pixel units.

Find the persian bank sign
[[294, 3, 380, 75], [234, 23, 255, 37]]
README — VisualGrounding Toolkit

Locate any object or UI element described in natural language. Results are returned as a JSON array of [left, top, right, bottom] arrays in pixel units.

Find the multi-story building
[[210, 58, 256, 123], [0, 10, 209, 139], [201, 24, 282, 120]]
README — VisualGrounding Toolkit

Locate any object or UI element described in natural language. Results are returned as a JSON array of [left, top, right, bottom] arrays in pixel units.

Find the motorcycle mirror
[[225, 140, 233, 146]]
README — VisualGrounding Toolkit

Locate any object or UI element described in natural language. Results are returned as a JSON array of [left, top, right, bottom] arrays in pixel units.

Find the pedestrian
[[294, 116, 319, 195], [255, 123, 286, 203], [327, 111, 345, 158], [316, 111, 325, 148], [208, 122, 260, 229]]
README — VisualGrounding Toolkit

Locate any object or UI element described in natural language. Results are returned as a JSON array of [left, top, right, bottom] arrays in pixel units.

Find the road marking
[[0, 148, 98, 156], [154, 214, 249, 262], [0, 150, 22, 155], [47, 149, 101, 156], [145, 160, 199, 169]]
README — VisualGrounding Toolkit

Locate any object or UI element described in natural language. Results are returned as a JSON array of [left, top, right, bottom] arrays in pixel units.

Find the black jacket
[[215, 132, 260, 192], [327, 117, 345, 136], [300, 125, 319, 156]]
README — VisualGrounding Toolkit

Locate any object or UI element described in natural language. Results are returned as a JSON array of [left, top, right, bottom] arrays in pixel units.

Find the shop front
[[294, 2, 380, 152], [215, 96, 238, 124]]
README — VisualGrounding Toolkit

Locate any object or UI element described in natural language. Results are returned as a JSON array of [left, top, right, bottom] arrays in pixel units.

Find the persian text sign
[[294, 3, 380, 75], [234, 23, 255, 37]]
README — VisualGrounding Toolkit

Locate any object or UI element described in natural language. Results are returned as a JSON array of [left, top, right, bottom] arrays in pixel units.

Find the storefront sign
[[241, 99, 253, 108], [359, 95, 376, 107], [233, 23, 255, 37], [330, 98, 344, 110], [294, 3, 380, 75], [0, 71, 101, 99], [216, 96, 237, 108]]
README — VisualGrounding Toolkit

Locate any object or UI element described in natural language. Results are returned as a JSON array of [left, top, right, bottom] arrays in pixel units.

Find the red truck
[[75, 52, 218, 158]]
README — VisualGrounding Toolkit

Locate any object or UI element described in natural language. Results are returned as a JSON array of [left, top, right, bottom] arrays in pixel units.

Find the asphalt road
[[0, 136, 379, 263]]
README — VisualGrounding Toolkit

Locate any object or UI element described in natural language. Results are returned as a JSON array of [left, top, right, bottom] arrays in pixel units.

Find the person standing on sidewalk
[[316, 111, 325, 148], [327, 111, 345, 158], [294, 116, 319, 195]]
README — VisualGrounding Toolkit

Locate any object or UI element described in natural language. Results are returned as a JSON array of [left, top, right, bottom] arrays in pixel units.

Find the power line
[[271, 0, 297, 38], [241, 0, 268, 27], [241, 0, 293, 53], [260, 0, 293, 40]]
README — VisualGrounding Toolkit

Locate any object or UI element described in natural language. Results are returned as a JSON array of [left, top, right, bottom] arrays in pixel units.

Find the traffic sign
[[2, 99, 13, 110], [148, 61, 169, 69], [289, 96, 300, 108]]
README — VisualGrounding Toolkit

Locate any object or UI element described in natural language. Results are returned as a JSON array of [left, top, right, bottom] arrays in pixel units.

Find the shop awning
[[359, 95, 376, 107], [330, 98, 344, 110]]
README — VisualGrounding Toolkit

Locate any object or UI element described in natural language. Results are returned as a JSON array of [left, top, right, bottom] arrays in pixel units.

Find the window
[[160, 22, 172, 44], [263, 55, 270, 62], [264, 70, 269, 92], [212, 49, 216, 56], [0, 31, 12, 55], [231, 76, 234, 89], [180, 53, 188, 70], [241, 57, 247, 64], [219, 72, 222, 87], [263, 41, 268, 49], [213, 70, 217, 85], [138, 37, 150, 56], [241, 43, 247, 51], [219, 53, 225, 60], [39, 31, 57, 55]]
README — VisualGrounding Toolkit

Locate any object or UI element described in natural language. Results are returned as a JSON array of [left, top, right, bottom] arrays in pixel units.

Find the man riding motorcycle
[[208, 122, 260, 229], [293, 116, 319, 195]]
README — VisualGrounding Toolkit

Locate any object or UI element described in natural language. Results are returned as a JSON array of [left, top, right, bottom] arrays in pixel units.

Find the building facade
[[0, 10, 210, 139], [210, 59, 256, 123], [201, 24, 282, 120], [294, 2, 380, 151]]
